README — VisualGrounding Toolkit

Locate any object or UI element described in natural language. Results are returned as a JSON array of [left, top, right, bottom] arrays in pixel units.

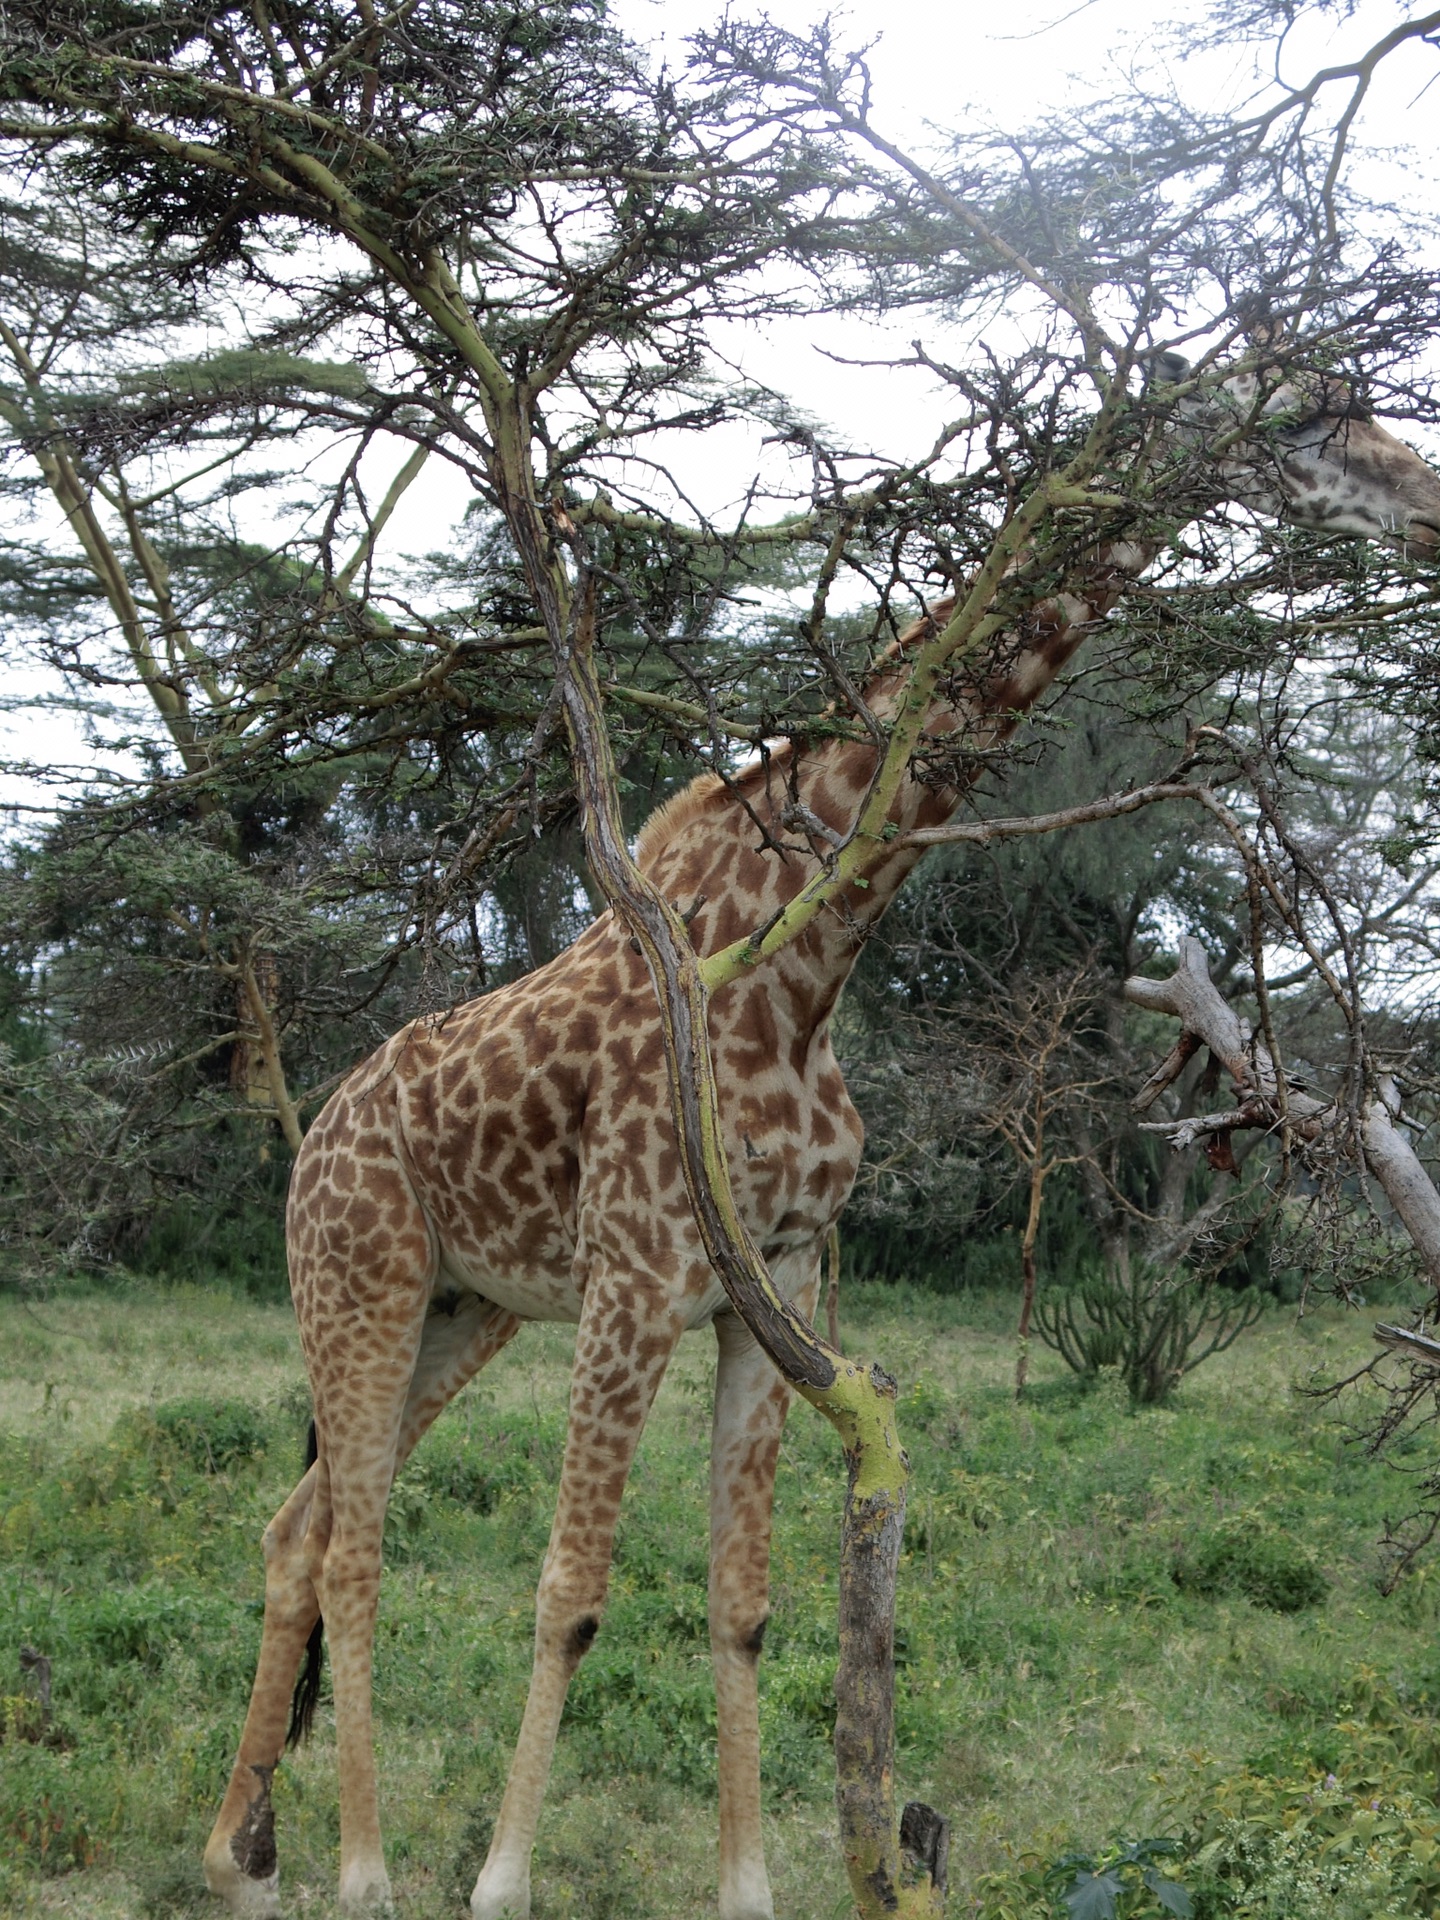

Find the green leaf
[[1142, 1868, 1193, 1918], [1063, 1867, 1125, 1920]]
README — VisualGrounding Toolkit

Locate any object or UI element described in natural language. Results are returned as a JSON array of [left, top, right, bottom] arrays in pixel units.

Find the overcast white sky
[[388, 0, 1440, 537], [634, 0, 1440, 510], [4, 0, 1438, 810]]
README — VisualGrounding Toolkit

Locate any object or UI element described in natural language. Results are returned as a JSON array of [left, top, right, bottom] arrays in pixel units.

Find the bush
[[152, 1396, 270, 1472], [973, 1678, 1440, 1917], [1174, 1515, 1328, 1614], [1179, 1681, 1440, 1918], [974, 1835, 1194, 1918], [1035, 1264, 1263, 1404], [137, 1184, 289, 1298]]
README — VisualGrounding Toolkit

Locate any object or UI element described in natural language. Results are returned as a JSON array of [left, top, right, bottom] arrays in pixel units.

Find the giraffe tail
[[286, 1418, 325, 1748]]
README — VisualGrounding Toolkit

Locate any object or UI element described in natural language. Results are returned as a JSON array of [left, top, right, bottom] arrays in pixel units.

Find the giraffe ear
[[1139, 349, 1190, 394], [1149, 349, 1190, 385], [1236, 291, 1289, 351]]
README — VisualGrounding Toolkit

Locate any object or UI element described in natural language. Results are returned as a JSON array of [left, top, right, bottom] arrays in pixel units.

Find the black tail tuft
[[287, 1616, 325, 1748], [287, 1418, 324, 1749]]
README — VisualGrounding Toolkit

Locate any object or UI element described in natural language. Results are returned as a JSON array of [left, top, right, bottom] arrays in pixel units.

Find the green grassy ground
[[2, 1277, 1437, 1918]]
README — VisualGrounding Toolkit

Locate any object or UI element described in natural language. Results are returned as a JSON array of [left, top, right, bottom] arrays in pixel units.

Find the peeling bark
[[1362, 1084, 1440, 1288]]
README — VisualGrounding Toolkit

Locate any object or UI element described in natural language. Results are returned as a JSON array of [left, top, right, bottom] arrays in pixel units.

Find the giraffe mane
[[634, 771, 729, 868], [633, 598, 954, 870]]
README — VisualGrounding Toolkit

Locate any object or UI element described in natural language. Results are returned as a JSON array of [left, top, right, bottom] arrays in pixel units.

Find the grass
[[2, 1274, 1438, 1917]]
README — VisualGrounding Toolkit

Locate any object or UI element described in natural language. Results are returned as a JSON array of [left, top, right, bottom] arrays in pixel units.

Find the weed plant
[[1, 1277, 1437, 1917]]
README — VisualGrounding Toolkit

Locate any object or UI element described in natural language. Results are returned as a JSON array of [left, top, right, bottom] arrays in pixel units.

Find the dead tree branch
[[1126, 937, 1440, 1345]]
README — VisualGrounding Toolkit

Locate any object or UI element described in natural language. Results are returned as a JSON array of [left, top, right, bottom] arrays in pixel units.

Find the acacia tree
[[0, 180, 720, 1268], [3, 0, 1440, 1912], [839, 691, 1408, 1385]]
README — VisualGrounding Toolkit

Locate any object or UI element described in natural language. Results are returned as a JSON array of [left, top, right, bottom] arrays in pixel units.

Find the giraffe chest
[[721, 1054, 863, 1250], [585, 973, 861, 1226], [388, 965, 863, 1324], [712, 976, 865, 1245]]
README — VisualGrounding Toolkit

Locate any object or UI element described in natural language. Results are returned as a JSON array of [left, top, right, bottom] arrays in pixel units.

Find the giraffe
[[202, 359, 1440, 1920]]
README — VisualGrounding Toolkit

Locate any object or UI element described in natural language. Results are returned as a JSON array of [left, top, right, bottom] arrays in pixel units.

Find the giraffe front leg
[[471, 1264, 688, 1920], [710, 1250, 820, 1920]]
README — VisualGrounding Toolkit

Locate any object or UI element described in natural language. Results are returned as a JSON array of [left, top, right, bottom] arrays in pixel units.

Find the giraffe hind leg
[[283, 1293, 522, 1757], [710, 1248, 820, 1920], [204, 1290, 520, 1917]]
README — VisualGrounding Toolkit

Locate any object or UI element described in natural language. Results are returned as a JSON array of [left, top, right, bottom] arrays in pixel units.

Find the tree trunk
[[1363, 1084, 1440, 1289], [540, 566, 946, 1920], [232, 954, 280, 1109], [1015, 1122, 1046, 1397], [1126, 943, 1440, 1362], [238, 954, 304, 1156]]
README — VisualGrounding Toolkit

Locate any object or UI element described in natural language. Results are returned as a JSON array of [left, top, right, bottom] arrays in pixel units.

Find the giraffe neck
[[637, 546, 1146, 1030], [632, 360, 1440, 1038]]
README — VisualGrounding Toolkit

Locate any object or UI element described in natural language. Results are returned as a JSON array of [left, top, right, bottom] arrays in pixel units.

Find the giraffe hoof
[[202, 1855, 281, 1920], [337, 1863, 394, 1916], [470, 1863, 530, 1920]]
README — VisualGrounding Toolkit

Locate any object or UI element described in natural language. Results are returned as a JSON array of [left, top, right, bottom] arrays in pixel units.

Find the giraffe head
[[1154, 348, 1440, 557]]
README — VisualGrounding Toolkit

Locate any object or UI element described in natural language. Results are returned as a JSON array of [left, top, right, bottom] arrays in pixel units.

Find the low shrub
[[974, 1835, 1193, 1919], [1035, 1267, 1264, 1405], [1173, 1515, 1328, 1614], [69, 1586, 221, 1671], [563, 1643, 718, 1792], [22, 1585, 261, 1725], [4, 1789, 101, 1876], [152, 1396, 270, 1472], [1183, 1772, 1440, 1919], [0, 1749, 106, 1878], [974, 1677, 1440, 1919], [384, 1403, 569, 1563]]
